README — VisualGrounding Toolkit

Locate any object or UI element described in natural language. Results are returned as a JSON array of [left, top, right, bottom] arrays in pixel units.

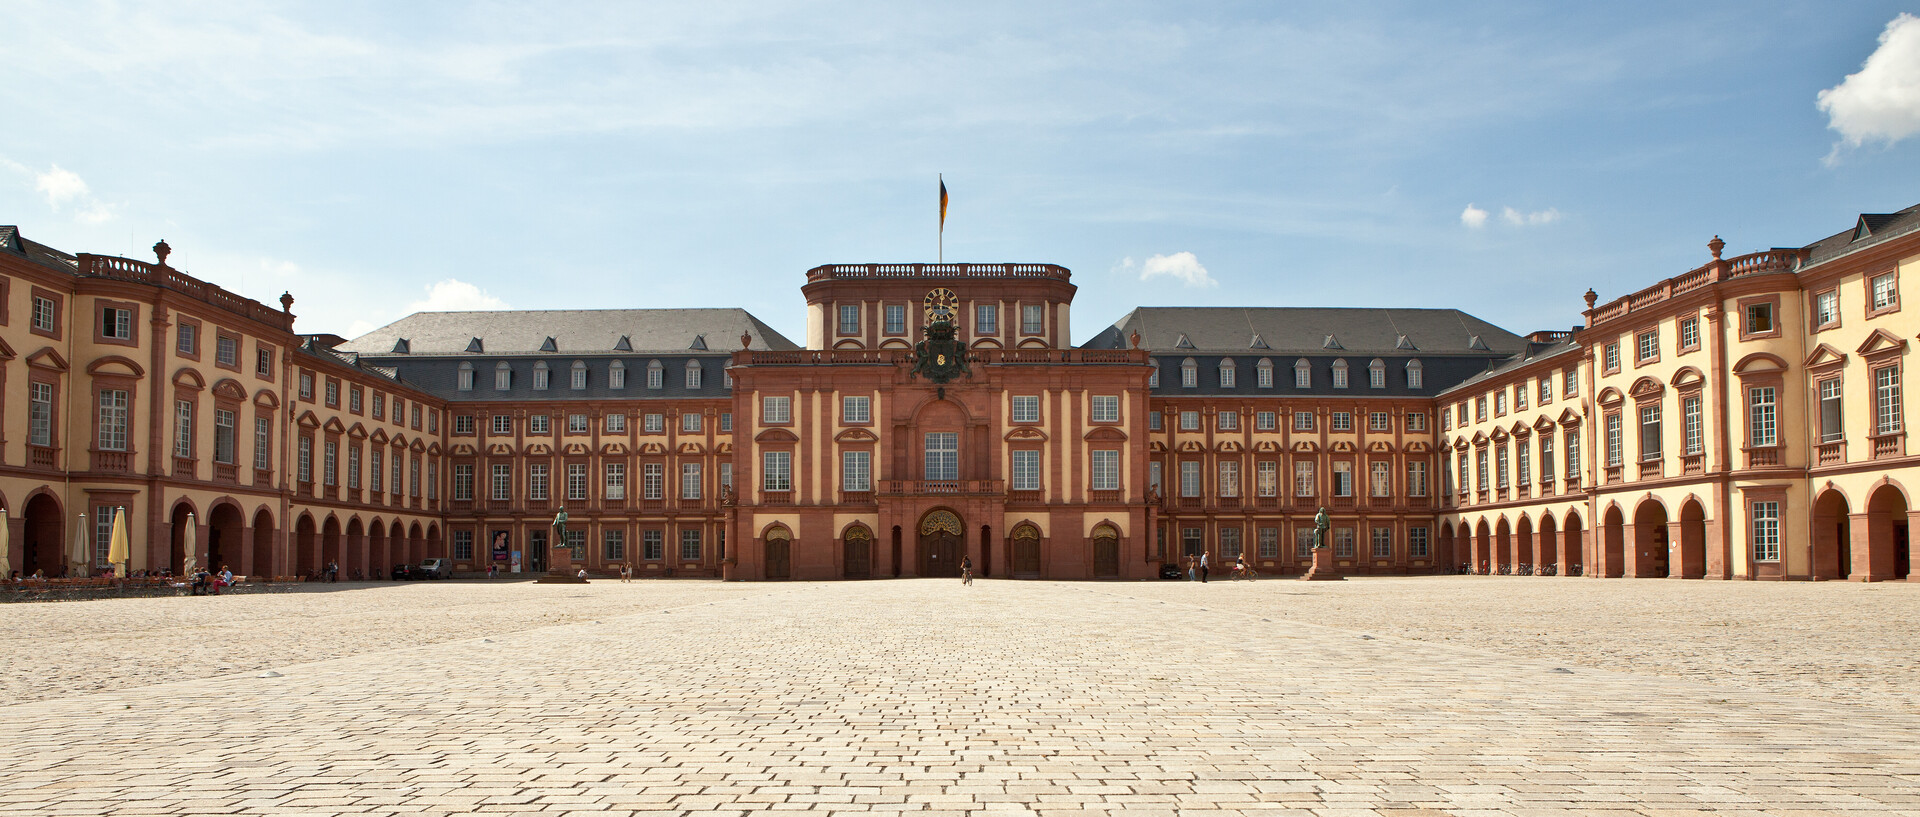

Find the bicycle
[[961, 567, 973, 586], [1229, 563, 1258, 581]]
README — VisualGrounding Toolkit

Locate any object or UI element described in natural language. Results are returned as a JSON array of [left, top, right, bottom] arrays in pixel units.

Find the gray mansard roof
[[1083, 307, 1526, 356], [339, 308, 798, 356]]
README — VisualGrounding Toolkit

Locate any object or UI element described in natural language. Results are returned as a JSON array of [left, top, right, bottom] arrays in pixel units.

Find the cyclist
[[959, 555, 974, 586]]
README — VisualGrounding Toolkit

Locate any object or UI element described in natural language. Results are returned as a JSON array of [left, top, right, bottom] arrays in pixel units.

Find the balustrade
[[1871, 436, 1904, 459], [1745, 447, 1781, 468]]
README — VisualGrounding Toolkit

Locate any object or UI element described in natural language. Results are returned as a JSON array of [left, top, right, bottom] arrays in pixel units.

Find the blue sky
[[4, 2, 1919, 345]]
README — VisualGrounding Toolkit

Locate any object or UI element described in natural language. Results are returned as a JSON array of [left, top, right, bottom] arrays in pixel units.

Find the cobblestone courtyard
[[3, 577, 1918, 815]]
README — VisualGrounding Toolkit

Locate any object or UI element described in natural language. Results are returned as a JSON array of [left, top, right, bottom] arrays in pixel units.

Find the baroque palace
[[1, 202, 1915, 582]]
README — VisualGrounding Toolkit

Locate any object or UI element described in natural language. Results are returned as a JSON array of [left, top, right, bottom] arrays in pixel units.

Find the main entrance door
[[1092, 524, 1119, 578], [843, 527, 872, 579], [919, 510, 963, 577], [1011, 524, 1041, 577], [765, 530, 791, 580]]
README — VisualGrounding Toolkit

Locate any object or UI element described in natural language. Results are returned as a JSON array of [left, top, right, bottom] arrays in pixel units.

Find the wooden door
[[920, 532, 961, 577], [765, 537, 790, 579], [843, 533, 871, 579], [1093, 535, 1119, 578], [1011, 527, 1041, 576]]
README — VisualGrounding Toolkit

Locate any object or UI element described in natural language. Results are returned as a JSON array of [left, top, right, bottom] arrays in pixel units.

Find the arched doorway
[[1538, 514, 1559, 574], [407, 522, 425, 568], [1494, 517, 1512, 574], [207, 503, 245, 574], [1865, 485, 1911, 581], [1563, 510, 1585, 576], [1515, 515, 1534, 574], [169, 503, 195, 576], [919, 510, 963, 577], [426, 523, 441, 560], [1632, 499, 1669, 578], [890, 526, 902, 578], [369, 519, 388, 579], [1438, 522, 1456, 572], [1812, 490, 1851, 580], [764, 525, 791, 580], [295, 514, 318, 577], [1010, 523, 1041, 577], [979, 525, 992, 578], [1677, 498, 1707, 579], [1602, 506, 1625, 578], [251, 508, 275, 577], [345, 518, 366, 579], [321, 516, 343, 576], [842, 525, 872, 579], [22, 493, 64, 577], [1473, 520, 1491, 574], [1091, 524, 1120, 578]]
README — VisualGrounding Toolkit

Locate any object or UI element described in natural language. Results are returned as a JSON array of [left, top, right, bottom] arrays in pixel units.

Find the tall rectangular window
[[255, 417, 272, 470], [842, 451, 871, 492], [1334, 527, 1355, 558], [1456, 453, 1468, 495], [643, 530, 663, 561], [1258, 527, 1279, 558], [1021, 304, 1044, 334], [1636, 330, 1658, 362], [1540, 435, 1554, 482], [323, 441, 338, 486], [1091, 450, 1120, 491], [1817, 380, 1843, 443], [1011, 450, 1041, 491], [925, 432, 959, 480], [976, 304, 997, 334], [1476, 448, 1489, 491], [838, 304, 859, 334], [603, 529, 626, 562], [370, 450, 383, 493], [1815, 291, 1839, 327], [681, 529, 703, 561], [1684, 395, 1704, 454], [29, 383, 54, 446], [1604, 342, 1620, 371], [1871, 272, 1897, 311], [1496, 444, 1510, 489], [641, 463, 661, 500], [177, 323, 197, 355], [491, 463, 511, 500], [345, 444, 361, 490], [1256, 461, 1278, 497], [1876, 367, 1903, 435], [1372, 527, 1392, 558], [1751, 500, 1781, 562], [175, 400, 194, 458], [213, 409, 235, 465], [883, 304, 906, 334], [1749, 386, 1777, 447], [1179, 460, 1201, 498], [1217, 460, 1240, 498], [1680, 316, 1699, 349], [1370, 461, 1390, 497], [843, 395, 871, 424], [32, 296, 56, 332], [1220, 527, 1243, 559], [1565, 429, 1580, 477], [1091, 395, 1119, 423], [1407, 461, 1428, 497], [1332, 461, 1353, 497], [397, 454, 408, 496], [603, 462, 626, 501], [98, 389, 129, 451], [1294, 461, 1314, 497], [1296, 527, 1314, 557], [452, 463, 472, 500], [1516, 440, 1530, 486], [682, 463, 703, 499], [762, 396, 791, 424], [1565, 369, 1579, 396], [529, 464, 548, 501], [1409, 527, 1430, 558], [1639, 404, 1662, 460], [762, 451, 792, 491], [1606, 413, 1623, 467], [566, 463, 588, 500]]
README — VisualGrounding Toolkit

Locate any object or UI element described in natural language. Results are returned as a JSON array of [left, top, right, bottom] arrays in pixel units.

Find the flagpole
[[938, 173, 944, 264]]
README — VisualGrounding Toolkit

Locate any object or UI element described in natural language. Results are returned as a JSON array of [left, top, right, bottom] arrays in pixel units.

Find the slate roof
[[1800, 201, 1920, 268], [339, 308, 799, 356], [1437, 335, 1584, 398], [1083, 307, 1527, 356], [0, 226, 80, 273]]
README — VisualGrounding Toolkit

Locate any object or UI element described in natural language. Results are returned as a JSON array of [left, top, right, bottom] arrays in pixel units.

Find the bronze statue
[[551, 509, 569, 544], [1312, 506, 1331, 550]]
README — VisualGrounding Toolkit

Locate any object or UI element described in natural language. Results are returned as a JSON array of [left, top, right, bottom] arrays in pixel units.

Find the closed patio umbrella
[[180, 513, 198, 578], [71, 512, 90, 577], [0, 508, 11, 580], [108, 507, 129, 579]]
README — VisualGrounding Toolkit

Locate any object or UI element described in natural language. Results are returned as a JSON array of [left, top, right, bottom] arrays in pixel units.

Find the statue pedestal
[[1300, 547, 1345, 581], [535, 544, 589, 584]]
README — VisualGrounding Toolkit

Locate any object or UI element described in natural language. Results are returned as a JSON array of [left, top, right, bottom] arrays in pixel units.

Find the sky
[[4, 1, 1920, 346]]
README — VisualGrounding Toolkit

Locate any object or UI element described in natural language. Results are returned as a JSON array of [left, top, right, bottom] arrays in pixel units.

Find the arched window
[[493, 361, 511, 390], [646, 360, 664, 390], [532, 360, 550, 391], [1368, 358, 1386, 389], [1147, 358, 1159, 388], [685, 359, 703, 389], [723, 363, 734, 389], [570, 360, 588, 390], [457, 361, 474, 391], [1294, 358, 1311, 388], [1406, 359, 1424, 389], [609, 360, 626, 389], [1181, 357, 1198, 388], [1218, 358, 1237, 388], [1256, 358, 1274, 388], [1332, 359, 1349, 389]]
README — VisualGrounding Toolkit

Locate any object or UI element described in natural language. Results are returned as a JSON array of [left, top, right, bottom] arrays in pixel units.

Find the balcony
[[1217, 496, 1241, 509], [29, 445, 58, 470], [566, 498, 592, 511], [213, 462, 238, 484], [1682, 454, 1706, 474], [1871, 435, 1904, 460], [1745, 447, 1781, 468], [91, 450, 131, 473], [760, 491, 793, 506], [1254, 496, 1280, 509], [840, 491, 874, 506], [488, 498, 513, 512], [1009, 489, 1044, 504], [1638, 460, 1663, 480], [1176, 496, 1203, 509], [1408, 496, 1429, 509], [877, 479, 1005, 496], [1332, 496, 1354, 509], [526, 497, 549, 512], [1604, 465, 1623, 484]]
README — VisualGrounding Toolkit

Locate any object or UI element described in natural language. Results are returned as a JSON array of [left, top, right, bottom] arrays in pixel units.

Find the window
[[680, 530, 703, 561], [1257, 359, 1274, 388], [1092, 450, 1120, 491], [1540, 435, 1555, 482], [976, 304, 997, 334], [1409, 527, 1430, 558], [1334, 528, 1355, 558], [1258, 527, 1280, 559], [647, 360, 664, 390], [454, 415, 475, 435], [1013, 450, 1044, 489], [420, 460, 430, 499], [604, 529, 626, 562], [641, 463, 662, 500], [1147, 360, 1160, 388], [884, 305, 906, 334], [839, 304, 860, 334], [1371, 527, 1392, 558], [615, 413, 637, 433], [1457, 452, 1468, 495], [255, 417, 272, 470], [94, 507, 116, 566], [29, 383, 54, 447], [566, 463, 588, 500], [528, 464, 548, 501], [1012, 396, 1040, 423], [1021, 304, 1043, 334], [1495, 444, 1509, 489], [1370, 461, 1390, 497], [763, 396, 791, 423], [1219, 359, 1236, 387], [1605, 413, 1623, 467], [174, 400, 194, 458], [177, 322, 198, 355], [1639, 404, 1662, 461], [1179, 411, 1199, 431], [298, 373, 314, 401], [1494, 391, 1507, 415], [324, 379, 340, 408], [643, 530, 664, 561], [1181, 358, 1197, 388], [101, 306, 132, 340], [374, 394, 390, 421], [1091, 395, 1119, 423], [1514, 385, 1527, 411], [1220, 528, 1243, 559], [1565, 369, 1579, 396], [97, 389, 129, 451], [1751, 500, 1781, 562], [1406, 412, 1427, 432], [564, 414, 586, 434], [763, 451, 792, 491], [609, 360, 626, 390], [1516, 440, 1530, 486], [1256, 411, 1276, 431], [323, 441, 338, 486], [684, 360, 703, 389], [491, 414, 512, 435], [1180, 460, 1201, 498], [1218, 411, 1238, 431], [567, 361, 586, 390], [1407, 461, 1428, 497], [1332, 359, 1349, 388], [370, 450, 383, 493], [491, 464, 511, 501], [1476, 397, 1488, 421], [32, 296, 57, 333], [1256, 461, 1278, 497], [1148, 462, 1162, 493], [1294, 411, 1313, 431], [1332, 461, 1353, 497], [682, 413, 703, 433], [1296, 528, 1314, 558], [1476, 448, 1489, 491], [1441, 407, 1451, 429], [1565, 428, 1580, 476], [493, 363, 511, 391], [215, 413, 236, 467], [1637, 330, 1658, 362], [1185, 527, 1205, 558], [1539, 376, 1552, 404], [1149, 411, 1162, 431], [607, 463, 628, 501], [1604, 343, 1620, 372], [1331, 412, 1352, 432], [842, 451, 871, 492], [682, 463, 702, 499], [1368, 359, 1385, 389], [532, 362, 550, 391], [1871, 271, 1897, 312], [1876, 366, 1903, 435], [1369, 412, 1390, 432], [1218, 461, 1240, 497], [1745, 302, 1774, 335], [1814, 291, 1839, 328], [1294, 359, 1311, 388], [720, 413, 732, 432], [1749, 386, 1777, 447], [924, 430, 964, 481], [454, 362, 473, 391], [530, 414, 550, 435]]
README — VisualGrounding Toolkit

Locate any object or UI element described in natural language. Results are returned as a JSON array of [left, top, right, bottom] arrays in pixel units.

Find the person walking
[[1199, 551, 1210, 583], [959, 555, 973, 586], [1186, 554, 1196, 581], [620, 563, 633, 583]]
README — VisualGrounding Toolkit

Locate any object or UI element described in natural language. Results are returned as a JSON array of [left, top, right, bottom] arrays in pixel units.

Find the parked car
[[391, 564, 414, 581], [417, 558, 452, 580], [1159, 563, 1185, 580]]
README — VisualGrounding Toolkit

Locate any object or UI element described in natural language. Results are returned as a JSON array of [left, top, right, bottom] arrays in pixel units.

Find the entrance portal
[[843, 526, 872, 579], [764, 526, 791, 580], [1092, 524, 1119, 578], [918, 510, 963, 578], [1010, 524, 1041, 577]]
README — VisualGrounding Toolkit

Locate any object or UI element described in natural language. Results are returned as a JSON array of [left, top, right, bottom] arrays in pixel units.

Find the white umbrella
[[71, 512, 90, 577], [0, 508, 11, 580], [180, 513, 198, 578], [108, 507, 130, 578]]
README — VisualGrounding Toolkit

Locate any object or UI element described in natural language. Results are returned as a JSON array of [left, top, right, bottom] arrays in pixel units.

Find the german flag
[[939, 177, 949, 231]]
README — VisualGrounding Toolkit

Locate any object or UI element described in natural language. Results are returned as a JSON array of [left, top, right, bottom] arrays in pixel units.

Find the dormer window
[[532, 361, 550, 391], [1368, 358, 1385, 389], [1256, 358, 1273, 388], [1218, 358, 1236, 388], [1332, 359, 1349, 389], [686, 359, 703, 389], [570, 360, 588, 390], [647, 360, 664, 389], [1147, 358, 1159, 388], [493, 361, 511, 391], [1406, 359, 1424, 389], [609, 360, 626, 389], [1294, 358, 1311, 388], [457, 361, 474, 391], [1180, 358, 1198, 388]]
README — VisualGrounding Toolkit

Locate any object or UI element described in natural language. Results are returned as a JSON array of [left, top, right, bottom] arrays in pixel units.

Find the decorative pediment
[[252, 388, 280, 408], [1856, 328, 1908, 360], [86, 354, 145, 378], [1470, 430, 1489, 445], [836, 428, 880, 444], [1489, 426, 1509, 441], [1533, 415, 1558, 431], [450, 443, 477, 456], [211, 378, 248, 401], [1016, 337, 1049, 348], [1084, 426, 1127, 442], [1367, 441, 1395, 453], [1177, 440, 1205, 453], [1253, 440, 1281, 453], [1804, 344, 1848, 371], [1404, 441, 1431, 454], [1596, 386, 1625, 407], [1214, 440, 1243, 454], [1149, 440, 1168, 453], [1452, 437, 1471, 451], [488, 443, 514, 456], [370, 428, 390, 444], [348, 423, 368, 440], [971, 338, 1003, 349], [1291, 441, 1319, 454], [878, 338, 912, 350], [26, 347, 68, 372], [562, 442, 590, 456], [1627, 376, 1664, 399], [1557, 407, 1581, 426], [170, 367, 207, 390], [1670, 366, 1706, 389], [0, 336, 13, 360], [322, 417, 347, 434], [715, 442, 733, 455], [637, 442, 666, 455], [677, 442, 707, 456], [410, 438, 426, 452], [1004, 426, 1049, 442], [600, 442, 629, 456], [1732, 351, 1790, 374], [297, 410, 321, 429], [1509, 421, 1531, 438], [1330, 440, 1355, 453], [426, 442, 443, 456], [523, 442, 550, 456], [832, 339, 865, 349], [391, 433, 409, 448], [755, 428, 800, 443]]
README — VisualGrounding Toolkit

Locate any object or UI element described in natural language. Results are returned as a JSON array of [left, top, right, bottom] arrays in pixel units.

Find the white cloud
[[1818, 13, 1920, 160], [1122, 252, 1216, 288], [405, 278, 511, 313], [1501, 206, 1560, 226], [1460, 204, 1489, 229], [35, 165, 91, 208]]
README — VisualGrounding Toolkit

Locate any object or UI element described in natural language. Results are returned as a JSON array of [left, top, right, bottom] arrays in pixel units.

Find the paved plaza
[[3, 578, 1918, 816]]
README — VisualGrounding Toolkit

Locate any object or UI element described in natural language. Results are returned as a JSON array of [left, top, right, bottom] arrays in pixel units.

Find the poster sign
[[491, 530, 511, 561]]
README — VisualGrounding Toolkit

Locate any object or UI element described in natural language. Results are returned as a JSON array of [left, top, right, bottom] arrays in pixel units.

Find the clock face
[[923, 288, 958, 325]]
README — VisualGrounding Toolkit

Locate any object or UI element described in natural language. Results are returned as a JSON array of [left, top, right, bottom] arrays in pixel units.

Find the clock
[[923, 288, 958, 325]]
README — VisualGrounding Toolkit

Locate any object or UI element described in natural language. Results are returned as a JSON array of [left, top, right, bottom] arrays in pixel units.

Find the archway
[[407, 522, 425, 568], [1563, 510, 1585, 576], [1632, 499, 1669, 578], [294, 514, 318, 577], [1515, 515, 1535, 575], [1812, 490, 1851, 581], [369, 519, 389, 579], [1010, 523, 1041, 577], [320, 516, 343, 577], [1676, 498, 1707, 579], [1473, 519, 1491, 574], [207, 503, 245, 575], [918, 509, 963, 577], [842, 525, 872, 579], [1538, 514, 1559, 575], [1602, 506, 1625, 578], [345, 518, 366, 580], [979, 525, 992, 578], [251, 508, 275, 577], [168, 502, 195, 576], [890, 526, 902, 578], [1493, 518, 1512, 574], [764, 525, 791, 580], [1438, 522, 1456, 572], [22, 493, 64, 577], [426, 523, 441, 561], [1092, 524, 1120, 578], [1864, 485, 1912, 581]]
